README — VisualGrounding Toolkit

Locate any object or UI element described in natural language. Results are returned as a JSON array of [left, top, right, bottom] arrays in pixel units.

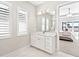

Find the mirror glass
[[37, 12, 55, 32]]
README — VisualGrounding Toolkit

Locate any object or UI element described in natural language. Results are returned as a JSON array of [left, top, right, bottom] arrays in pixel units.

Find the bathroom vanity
[[31, 32, 56, 54], [31, 8, 57, 54]]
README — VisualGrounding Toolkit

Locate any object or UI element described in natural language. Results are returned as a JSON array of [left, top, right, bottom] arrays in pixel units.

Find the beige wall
[[0, 1, 36, 56]]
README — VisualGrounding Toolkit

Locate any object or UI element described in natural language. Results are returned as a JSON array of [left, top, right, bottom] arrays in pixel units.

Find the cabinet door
[[59, 5, 69, 16], [70, 2, 79, 14], [37, 35, 45, 50], [31, 34, 38, 46], [45, 37, 53, 50], [45, 37, 55, 53]]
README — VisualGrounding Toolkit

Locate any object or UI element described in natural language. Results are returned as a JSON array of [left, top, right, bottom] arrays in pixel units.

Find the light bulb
[[37, 11, 41, 15]]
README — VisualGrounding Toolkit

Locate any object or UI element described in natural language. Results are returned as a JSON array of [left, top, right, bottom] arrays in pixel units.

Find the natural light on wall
[[17, 8, 28, 36]]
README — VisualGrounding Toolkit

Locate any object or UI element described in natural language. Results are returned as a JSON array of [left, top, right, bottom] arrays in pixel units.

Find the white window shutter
[[17, 9, 28, 36], [0, 2, 10, 39]]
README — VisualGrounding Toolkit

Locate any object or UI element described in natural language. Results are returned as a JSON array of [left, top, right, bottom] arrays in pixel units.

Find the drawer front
[[31, 35, 45, 49], [31, 35, 38, 46], [45, 37, 56, 53], [45, 37, 53, 50], [37, 36, 45, 50]]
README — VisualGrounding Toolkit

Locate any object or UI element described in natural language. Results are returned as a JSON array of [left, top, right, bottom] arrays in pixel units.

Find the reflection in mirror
[[37, 12, 55, 33]]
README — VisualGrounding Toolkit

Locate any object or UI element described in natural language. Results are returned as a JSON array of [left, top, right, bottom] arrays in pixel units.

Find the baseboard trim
[[30, 45, 56, 55]]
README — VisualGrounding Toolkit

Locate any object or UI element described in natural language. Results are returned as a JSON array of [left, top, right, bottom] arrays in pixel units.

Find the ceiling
[[29, 1, 45, 6]]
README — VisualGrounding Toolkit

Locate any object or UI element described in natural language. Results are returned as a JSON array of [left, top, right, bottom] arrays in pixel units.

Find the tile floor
[[2, 46, 74, 57], [60, 40, 79, 57]]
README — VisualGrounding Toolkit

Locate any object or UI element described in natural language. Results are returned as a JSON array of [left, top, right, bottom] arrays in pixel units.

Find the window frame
[[17, 7, 28, 36]]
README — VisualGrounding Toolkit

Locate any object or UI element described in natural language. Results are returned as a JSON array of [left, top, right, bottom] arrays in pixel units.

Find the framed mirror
[[37, 12, 54, 33]]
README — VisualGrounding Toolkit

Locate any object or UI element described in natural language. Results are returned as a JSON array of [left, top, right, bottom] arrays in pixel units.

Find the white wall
[[0, 1, 36, 56]]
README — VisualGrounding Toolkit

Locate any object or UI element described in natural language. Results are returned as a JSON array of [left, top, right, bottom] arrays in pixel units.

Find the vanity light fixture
[[37, 9, 55, 16]]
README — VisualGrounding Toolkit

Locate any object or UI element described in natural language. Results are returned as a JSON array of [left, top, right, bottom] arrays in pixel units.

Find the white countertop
[[34, 32, 56, 37]]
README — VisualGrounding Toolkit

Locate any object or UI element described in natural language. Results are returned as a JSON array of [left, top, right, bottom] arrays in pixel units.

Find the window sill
[[17, 33, 28, 37], [0, 36, 11, 40]]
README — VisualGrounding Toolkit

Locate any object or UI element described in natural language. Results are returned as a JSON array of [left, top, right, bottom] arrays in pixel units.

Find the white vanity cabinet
[[31, 32, 56, 54], [37, 35, 45, 50], [45, 36, 56, 53], [31, 33, 45, 49], [31, 34, 38, 47]]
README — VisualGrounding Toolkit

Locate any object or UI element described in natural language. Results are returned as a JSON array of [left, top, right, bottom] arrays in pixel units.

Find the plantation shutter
[[0, 3, 10, 39]]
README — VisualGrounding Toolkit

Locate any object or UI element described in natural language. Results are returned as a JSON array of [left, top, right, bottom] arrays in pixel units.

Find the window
[[62, 21, 79, 32], [67, 22, 73, 28], [17, 9, 28, 36], [73, 22, 79, 32], [62, 22, 66, 31], [73, 22, 79, 28], [0, 2, 10, 39]]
